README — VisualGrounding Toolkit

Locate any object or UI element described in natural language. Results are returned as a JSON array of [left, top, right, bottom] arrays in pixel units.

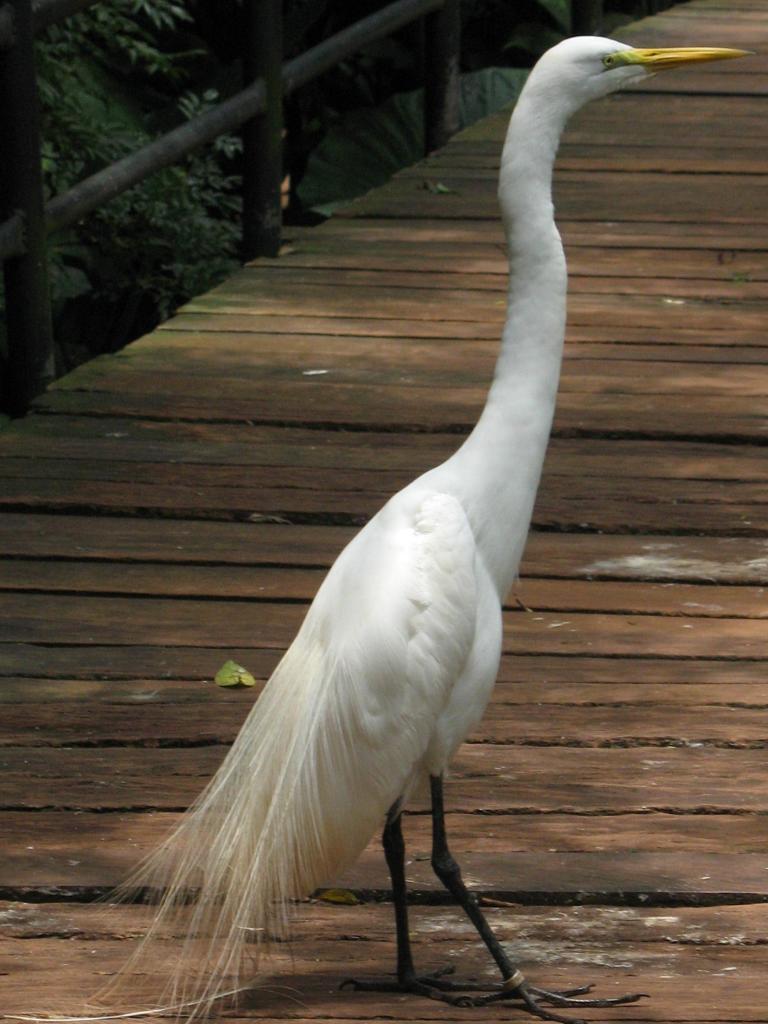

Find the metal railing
[[0, 0, 604, 416]]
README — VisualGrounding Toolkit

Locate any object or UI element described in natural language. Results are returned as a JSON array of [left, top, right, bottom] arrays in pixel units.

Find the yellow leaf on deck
[[316, 888, 359, 905]]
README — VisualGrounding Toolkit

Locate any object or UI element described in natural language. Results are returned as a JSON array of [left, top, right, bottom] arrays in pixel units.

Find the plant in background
[[28, 0, 241, 372], [297, 67, 530, 215]]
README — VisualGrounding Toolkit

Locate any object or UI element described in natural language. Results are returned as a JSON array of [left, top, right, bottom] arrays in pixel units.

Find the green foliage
[[33, 0, 240, 368], [298, 67, 529, 215]]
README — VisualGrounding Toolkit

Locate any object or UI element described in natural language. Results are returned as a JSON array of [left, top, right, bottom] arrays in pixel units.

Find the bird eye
[[602, 54, 617, 69]]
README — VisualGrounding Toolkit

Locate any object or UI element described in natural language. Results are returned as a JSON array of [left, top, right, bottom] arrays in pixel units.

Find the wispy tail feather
[[98, 630, 397, 1021]]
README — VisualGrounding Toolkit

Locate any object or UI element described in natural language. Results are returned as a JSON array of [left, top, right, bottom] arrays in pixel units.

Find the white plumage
[[102, 35, 748, 1024]]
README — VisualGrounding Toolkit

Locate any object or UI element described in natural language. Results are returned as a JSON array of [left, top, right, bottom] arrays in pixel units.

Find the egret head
[[525, 35, 751, 116]]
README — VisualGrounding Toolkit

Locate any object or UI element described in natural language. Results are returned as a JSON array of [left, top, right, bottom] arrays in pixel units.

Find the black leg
[[381, 801, 473, 992], [341, 798, 479, 1000], [429, 774, 518, 980], [382, 801, 415, 983], [427, 773, 648, 1022], [341, 777, 646, 1022]]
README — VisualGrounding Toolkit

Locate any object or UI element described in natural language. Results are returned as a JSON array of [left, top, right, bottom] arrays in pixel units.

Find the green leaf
[[298, 66, 529, 215], [214, 660, 257, 688]]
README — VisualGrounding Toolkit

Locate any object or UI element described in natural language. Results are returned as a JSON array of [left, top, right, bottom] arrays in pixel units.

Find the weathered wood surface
[[4, 902, 768, 1022], [2, 1, 768, 1021]]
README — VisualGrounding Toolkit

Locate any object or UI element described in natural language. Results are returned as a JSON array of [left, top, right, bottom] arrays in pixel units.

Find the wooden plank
[[127, 334, 768, 367], [14, 390, 768, 443], [338, 172, 768, 222], [0, 474, 765, 534], [159, 264, 768, 302], [46, 342, 768, 389], [4, 674, 768, 707], [4, 673, 768, 716], [0, 512, 355, 566], [7, 429, 768, 488], [426, 142, 768, 171], [28, 388, 768, 447], [403, 161, 768, 194], [287, 217, 768, 251], [6, 429, 767, 484], [1, 745, 766, 813], [466, 95, 768, 144], [3, 899, 768, 947], [6, 442, 768, 485], [255, 245, 768, 281], [71, 337, 768, 374], [160, 302, 768, 340], [177, 291, 768, 332], [451, 126, 768, 154], [0, 514, 765, 585], [7, 898, 768, 1024], [2, 694, 768, 748], [2, 811, 760, 863], [50, 358, 768, 401], [4, 933, 768, 1023], [2, 810, 768, 896], [1, 644, 761, 686], [619, 10, 768, 45], [0, 642, 287, 681], [182, 269, 768, 322], [2, 560, 766, 623]]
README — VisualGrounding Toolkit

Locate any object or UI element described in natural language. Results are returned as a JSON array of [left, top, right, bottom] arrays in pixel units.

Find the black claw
[[341, 970, 647, 1022], [464, 979, 647, 1021], [516, 989, 587, 1024], [507, 981, 648, 1023], [548, 984, 594, 998], [340, 970, 490, 1001], [527, 983, 646, 1008]]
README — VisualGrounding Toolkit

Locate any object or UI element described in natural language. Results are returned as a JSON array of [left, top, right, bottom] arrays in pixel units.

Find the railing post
[[241, 0, 283, 260], [423, 0, 460, 155], [0, 0, 55, 415], [571, 0, 603, 35]]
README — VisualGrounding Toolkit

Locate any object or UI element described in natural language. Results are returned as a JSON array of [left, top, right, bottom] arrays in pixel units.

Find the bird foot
[[474, 977, 648, 1024], [342, 970, 647, 1022], [341, 965, 494, 1003]]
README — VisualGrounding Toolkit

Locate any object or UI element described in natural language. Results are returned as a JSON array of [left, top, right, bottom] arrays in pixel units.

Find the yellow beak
[[616, 46, 753, 71]]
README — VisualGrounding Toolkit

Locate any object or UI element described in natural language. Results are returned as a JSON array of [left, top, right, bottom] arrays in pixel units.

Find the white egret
[[108, 36, 749, 1024]]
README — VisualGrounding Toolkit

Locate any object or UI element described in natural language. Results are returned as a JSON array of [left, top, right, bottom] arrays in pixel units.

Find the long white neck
[[447, 88, 570, 596]]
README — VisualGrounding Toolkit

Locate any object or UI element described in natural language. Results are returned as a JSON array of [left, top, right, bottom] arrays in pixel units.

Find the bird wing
[[305, 488, 480, 771]]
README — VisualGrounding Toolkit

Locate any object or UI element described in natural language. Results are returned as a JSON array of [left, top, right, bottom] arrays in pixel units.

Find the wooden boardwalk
[[2, 0, 768, 1020]]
